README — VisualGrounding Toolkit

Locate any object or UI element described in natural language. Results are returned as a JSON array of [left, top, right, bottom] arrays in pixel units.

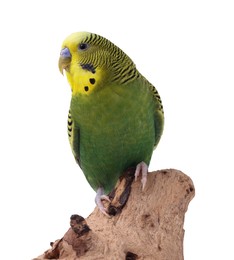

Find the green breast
[[70, 78, 156, 193]]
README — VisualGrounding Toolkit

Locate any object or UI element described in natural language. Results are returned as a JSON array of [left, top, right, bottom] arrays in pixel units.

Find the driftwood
[[34, 169, 195, 260]]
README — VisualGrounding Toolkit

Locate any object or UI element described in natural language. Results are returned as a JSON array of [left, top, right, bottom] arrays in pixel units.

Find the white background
[[0, 0, 234, 259]]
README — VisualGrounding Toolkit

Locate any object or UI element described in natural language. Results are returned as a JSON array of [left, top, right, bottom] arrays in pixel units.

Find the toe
[[100, 194, 111, 202], [134, 163, 141, 181], [134, 162, 148, 190], [95, 187, 110, 217]]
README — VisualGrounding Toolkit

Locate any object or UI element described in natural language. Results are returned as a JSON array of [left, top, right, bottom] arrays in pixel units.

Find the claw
[[95, 187, 111, 217], [134, 161, 148, 190]]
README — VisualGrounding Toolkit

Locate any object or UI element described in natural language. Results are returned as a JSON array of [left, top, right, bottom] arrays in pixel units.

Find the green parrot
[[58, 32, 164, 215]]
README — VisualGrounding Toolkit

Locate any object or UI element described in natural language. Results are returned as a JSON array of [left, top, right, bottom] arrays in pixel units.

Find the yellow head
[[58, 32, 138, 96]]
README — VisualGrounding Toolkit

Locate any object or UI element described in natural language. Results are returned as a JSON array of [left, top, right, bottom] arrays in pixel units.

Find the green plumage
[[59, 32, 164, 194]]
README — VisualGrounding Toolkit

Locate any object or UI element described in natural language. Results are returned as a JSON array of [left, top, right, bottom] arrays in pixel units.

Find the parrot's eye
[[78, 43, 89, 51]]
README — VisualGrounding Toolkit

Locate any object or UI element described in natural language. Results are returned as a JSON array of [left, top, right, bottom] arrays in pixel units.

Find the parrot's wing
[[148, 82, 164, 149], [67, 110, 81, 166]]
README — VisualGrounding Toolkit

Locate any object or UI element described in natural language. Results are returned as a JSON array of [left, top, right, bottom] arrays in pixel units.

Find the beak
[[58, 47, 71, 75]]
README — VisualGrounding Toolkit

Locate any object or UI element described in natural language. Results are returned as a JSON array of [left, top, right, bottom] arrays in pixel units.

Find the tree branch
[[34, 169, 195, 260]]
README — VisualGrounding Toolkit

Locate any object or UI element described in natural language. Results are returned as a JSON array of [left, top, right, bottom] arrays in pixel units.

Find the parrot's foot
[[134, 161, 148, 190], [95, 187, 111, 217]]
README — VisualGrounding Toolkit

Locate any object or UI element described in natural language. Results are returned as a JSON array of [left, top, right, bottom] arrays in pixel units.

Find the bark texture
[[34, 169, 195, 260]]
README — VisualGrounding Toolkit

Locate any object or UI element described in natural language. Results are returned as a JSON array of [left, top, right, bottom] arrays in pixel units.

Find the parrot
[[58, 32, 164, 215]]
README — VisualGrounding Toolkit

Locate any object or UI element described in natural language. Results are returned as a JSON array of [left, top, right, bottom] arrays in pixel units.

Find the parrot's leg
[[134, 161, 148, 190], [95, 187, 111, 216]]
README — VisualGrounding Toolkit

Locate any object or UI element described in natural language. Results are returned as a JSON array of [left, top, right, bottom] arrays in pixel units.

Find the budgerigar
[[58, 32, 164, 215]]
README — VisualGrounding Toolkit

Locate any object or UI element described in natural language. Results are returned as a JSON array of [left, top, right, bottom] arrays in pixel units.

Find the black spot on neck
[[81, 63, 96, 74], [89, 78, 95, 84], [84, 86, 89, 92]]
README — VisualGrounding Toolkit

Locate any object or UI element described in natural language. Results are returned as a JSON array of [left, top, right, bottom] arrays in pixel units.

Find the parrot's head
[[59, 32, 137, 96]]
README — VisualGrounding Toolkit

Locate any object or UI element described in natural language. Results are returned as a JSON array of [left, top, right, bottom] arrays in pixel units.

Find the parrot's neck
[[66, 64, 104, 96], [66, 54, 140, 97]]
